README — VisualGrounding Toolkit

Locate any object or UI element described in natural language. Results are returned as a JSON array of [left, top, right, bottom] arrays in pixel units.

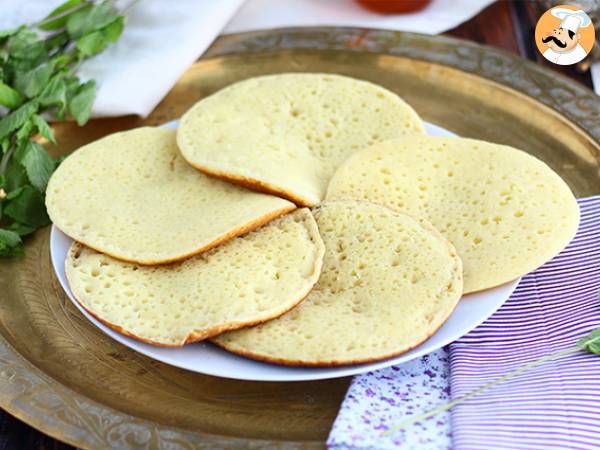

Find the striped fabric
[[449, 196, 600, 450]]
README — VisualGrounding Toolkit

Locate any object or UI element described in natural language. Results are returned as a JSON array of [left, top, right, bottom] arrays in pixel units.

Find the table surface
[[2, 1, 594, 449]]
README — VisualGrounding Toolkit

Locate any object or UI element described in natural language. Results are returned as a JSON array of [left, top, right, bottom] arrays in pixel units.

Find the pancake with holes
[[46, 127, 295, 264], [177, 73, 425, 207], [326, 136, 579, 293], [65, 209, 325, 346], [213, 201, 462, 366]]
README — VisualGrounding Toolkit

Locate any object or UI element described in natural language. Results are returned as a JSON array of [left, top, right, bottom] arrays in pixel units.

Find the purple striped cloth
[[449, 195, 600, 450]]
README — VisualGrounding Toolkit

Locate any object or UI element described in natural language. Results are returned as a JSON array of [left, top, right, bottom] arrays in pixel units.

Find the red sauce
[[356, 0, 432, 13]]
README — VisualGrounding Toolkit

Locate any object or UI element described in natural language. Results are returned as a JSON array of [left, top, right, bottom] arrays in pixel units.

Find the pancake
[[177, 73, 425, 206], [46, 127, 295, 264], [326, 136, 580, 293], [65, 209, 325, 347], [213, 201, 462, 366]]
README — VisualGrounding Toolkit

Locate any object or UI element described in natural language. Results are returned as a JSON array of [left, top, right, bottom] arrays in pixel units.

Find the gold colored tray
[[1, 28, 598, 450]]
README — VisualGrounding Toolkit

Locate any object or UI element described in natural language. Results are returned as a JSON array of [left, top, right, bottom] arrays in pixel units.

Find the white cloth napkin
[[80, 0, 245, 117], [0, 0, 245, 118], [1, 0, 493, 118]]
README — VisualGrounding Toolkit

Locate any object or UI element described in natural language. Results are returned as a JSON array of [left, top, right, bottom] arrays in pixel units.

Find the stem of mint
[[383, 311, 600, 438]]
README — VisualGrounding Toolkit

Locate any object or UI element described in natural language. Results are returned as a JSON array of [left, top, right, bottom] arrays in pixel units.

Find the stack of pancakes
[[47, 73, 579, 366]]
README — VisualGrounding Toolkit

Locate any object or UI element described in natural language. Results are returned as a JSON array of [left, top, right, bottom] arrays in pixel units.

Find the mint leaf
[[66, 2, 118, 38], [61, 76, 82, 119], [0, 229, 23, 257], [577, 327, 600, 355], [76, 30, 105, 56], [6, 222, 36, 236], [68, 79, 95, 125], [31, 115, 56, 144], [77, 16, 124, 57], [0, 28, 18, 40], [0, 101, 38, 140], [103, 16, 124, 44], [15, 141, 55, 192], [588, 341, 600, 355], [0, 229, 20, 246], [8, 28, 45, 61], [5, 186, 24, 200], [4, 161, 27, 192], [65, 4, 94, 37], [0, 82, 23, 108], [39, 0, 85, 31], [3, 185, 50, 227], [45, 0, 84, 18], [51, 52, 72, 70], [38, 74, 66, 109], [15, 61, 55, 98], [0, 138, 10, 154], [14, 119, 34, 145], [45, 32, 69, 53]]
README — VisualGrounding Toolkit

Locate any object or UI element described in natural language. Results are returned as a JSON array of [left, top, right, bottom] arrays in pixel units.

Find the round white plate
[[50, 121, 519, 381]]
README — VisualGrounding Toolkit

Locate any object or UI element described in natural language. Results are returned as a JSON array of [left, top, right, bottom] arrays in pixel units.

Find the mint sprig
[[0, 0, 127, 256], [383, 289, 600, 436]]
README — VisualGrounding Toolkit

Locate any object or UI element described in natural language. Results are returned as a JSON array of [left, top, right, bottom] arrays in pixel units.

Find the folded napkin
[[328, 196, 600, 450], [0, 0, 245, 118]]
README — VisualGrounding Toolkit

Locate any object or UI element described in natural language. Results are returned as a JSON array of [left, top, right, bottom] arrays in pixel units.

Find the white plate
[[50, 122, 519, 381]]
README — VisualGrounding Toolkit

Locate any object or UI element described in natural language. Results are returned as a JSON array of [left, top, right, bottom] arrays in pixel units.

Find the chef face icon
[[535, 6, 595, 66], [542, 27, 580, 53]]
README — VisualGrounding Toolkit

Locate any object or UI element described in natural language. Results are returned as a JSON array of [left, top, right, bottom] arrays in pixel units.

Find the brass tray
[[0, 28, 598, 450]]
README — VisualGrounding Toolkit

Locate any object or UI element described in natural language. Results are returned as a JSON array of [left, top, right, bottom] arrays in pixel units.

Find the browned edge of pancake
[[64, 203, 296, 266], [181, 157, 316, 207], [212, 202, 464, 366], [65, 236, 325, 347]]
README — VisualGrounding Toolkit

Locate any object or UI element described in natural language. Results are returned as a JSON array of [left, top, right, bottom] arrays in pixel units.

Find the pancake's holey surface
[[214, 201, 462, 366], [65, 209, 325, 346], [177, 73, 425, 206], [46, 127, 295, 264], [327, 136, 580, 293]]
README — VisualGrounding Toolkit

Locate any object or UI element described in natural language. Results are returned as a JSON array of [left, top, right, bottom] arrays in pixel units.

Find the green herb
[[382, 289, 600, 436], [0, 0, 127, 257]]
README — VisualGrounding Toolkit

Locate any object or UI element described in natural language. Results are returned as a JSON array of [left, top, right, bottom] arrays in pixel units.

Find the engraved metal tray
[[0, 28, 598, 449]]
